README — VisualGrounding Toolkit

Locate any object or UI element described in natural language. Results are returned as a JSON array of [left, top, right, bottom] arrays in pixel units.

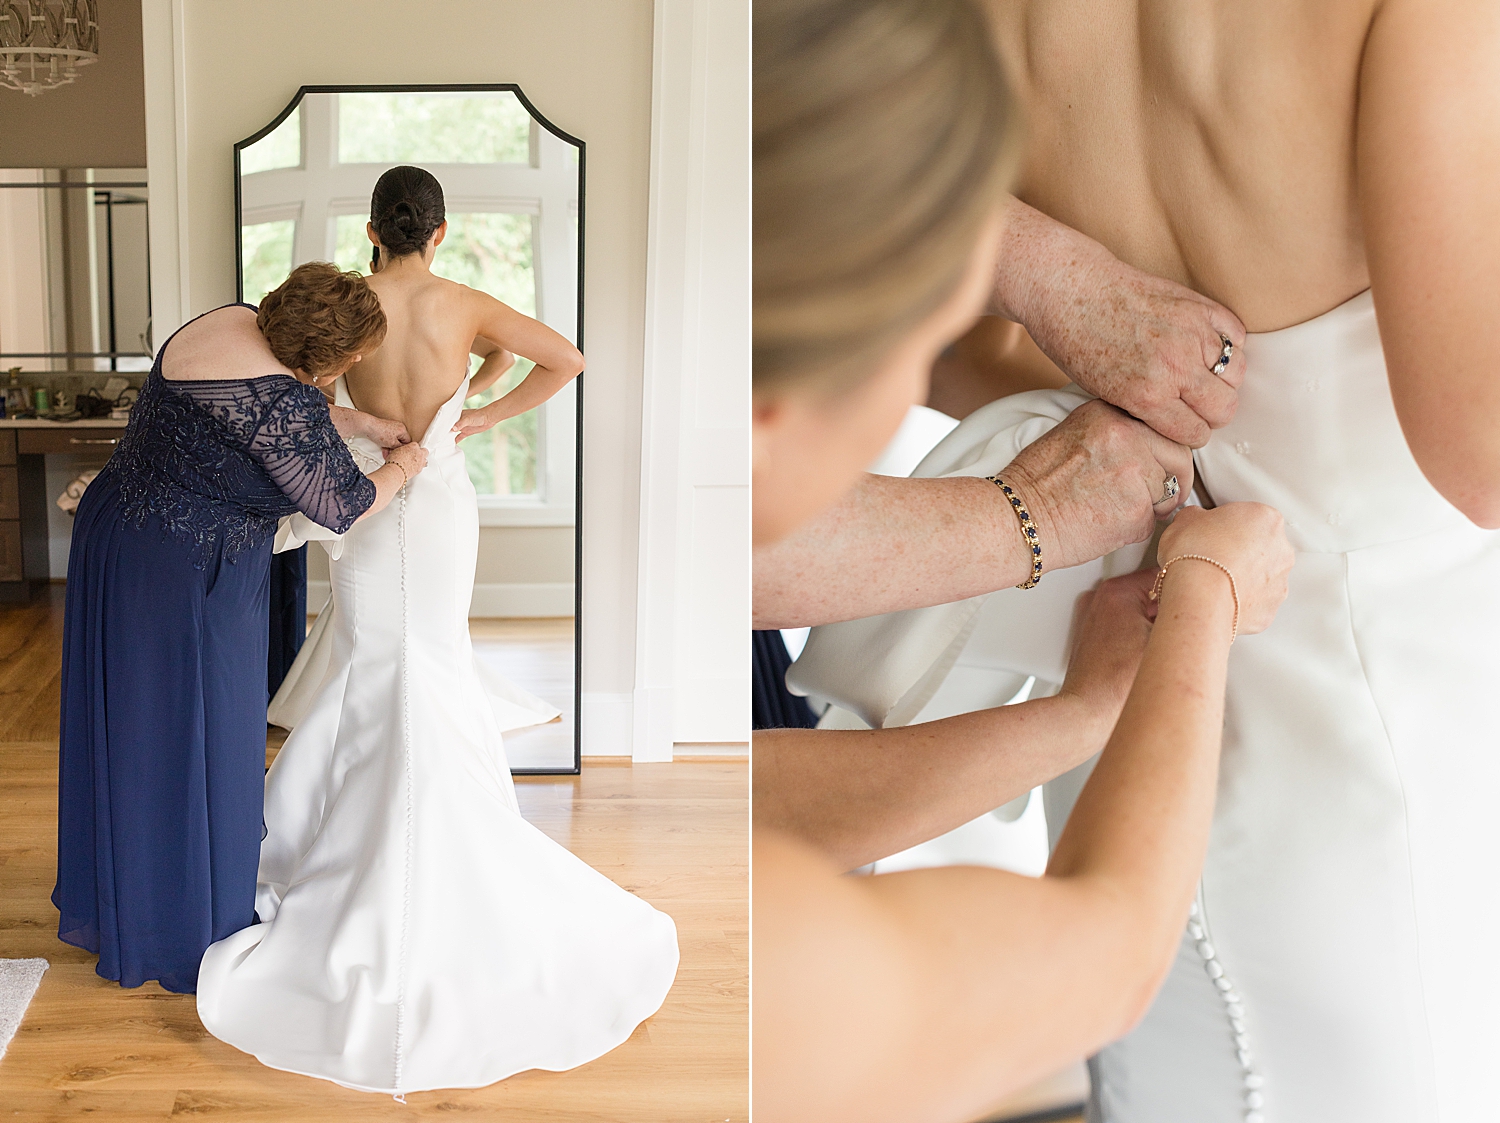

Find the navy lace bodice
[[109, 330, 374, 564]]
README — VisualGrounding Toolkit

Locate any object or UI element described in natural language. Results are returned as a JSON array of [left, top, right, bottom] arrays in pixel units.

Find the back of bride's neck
[[376, 251, 431, 278]]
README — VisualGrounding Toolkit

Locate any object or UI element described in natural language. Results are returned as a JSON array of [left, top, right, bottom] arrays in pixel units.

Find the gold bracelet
[[986, 475, 1043, 589], [1150, 554, 1240, 642], [390, 459, 410, 489]]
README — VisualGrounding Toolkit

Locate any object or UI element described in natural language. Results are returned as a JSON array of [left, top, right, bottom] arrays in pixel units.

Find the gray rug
[[0, 959, 48, 1060]]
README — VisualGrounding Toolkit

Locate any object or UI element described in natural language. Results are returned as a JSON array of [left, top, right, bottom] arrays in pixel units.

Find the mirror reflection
[[237, 87, 581, 772]]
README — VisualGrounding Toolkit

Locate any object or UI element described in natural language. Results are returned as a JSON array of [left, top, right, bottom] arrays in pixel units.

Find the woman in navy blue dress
[[54, 262, 430, 994]]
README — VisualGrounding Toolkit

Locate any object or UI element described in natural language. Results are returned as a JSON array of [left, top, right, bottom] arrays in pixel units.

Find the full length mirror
[[235, 85, 582, 772]]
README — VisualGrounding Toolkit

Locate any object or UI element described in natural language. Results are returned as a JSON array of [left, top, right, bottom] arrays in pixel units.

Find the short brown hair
[[754, 0, 1020, 396], [256, 262, 386, 380]]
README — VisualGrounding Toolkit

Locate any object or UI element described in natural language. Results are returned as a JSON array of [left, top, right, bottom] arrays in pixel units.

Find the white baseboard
[[306, 581, 575, 619], [673, 742, 749, 758], [581, 692, 634, 757]]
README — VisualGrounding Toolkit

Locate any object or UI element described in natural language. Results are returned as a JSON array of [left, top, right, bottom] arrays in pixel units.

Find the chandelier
[[0, 0, 98, 97]]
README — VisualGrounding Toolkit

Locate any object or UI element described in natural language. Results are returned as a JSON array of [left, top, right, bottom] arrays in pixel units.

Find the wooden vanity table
[[0, 419, 127, 602]]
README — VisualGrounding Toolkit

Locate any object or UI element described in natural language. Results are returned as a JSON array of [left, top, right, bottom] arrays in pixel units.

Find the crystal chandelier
[[0, 0, 99, 97]]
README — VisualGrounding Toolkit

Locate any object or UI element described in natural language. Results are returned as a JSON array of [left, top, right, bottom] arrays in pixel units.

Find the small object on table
[[75, 389, 113, 419], [5, 369, 32, 419], [32, 387, 50, 414]]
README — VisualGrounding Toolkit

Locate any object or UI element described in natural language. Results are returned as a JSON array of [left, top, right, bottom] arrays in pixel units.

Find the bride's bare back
[[342, 248, 582, 446], [991, 0, 1380, 332], [346, 266, 476, 442], [989, 0, 1500, 522]]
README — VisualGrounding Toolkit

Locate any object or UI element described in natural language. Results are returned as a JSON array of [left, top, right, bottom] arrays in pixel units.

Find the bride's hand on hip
[[451, 405, 501, 443], [385, 441, 429, 479], [1157, 504, 1293, 635]]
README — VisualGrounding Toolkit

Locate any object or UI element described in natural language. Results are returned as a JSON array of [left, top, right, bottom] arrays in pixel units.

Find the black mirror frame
[[233, 83, 585, 775]]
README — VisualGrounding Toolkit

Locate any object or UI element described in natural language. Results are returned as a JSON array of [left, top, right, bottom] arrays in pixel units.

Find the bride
[[798, 2, 1500, 1119], [196, 166, 680, 1095]]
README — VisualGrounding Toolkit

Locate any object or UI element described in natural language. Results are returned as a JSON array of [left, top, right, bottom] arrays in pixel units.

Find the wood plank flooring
[[0, 587, 748, 1121]]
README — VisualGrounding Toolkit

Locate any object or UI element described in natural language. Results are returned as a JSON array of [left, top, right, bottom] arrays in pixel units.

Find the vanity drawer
[[0, 430, 14, 465], [0, 466, 17, 520], [0, 521, 21, 583], [17, 427, 126, 455]]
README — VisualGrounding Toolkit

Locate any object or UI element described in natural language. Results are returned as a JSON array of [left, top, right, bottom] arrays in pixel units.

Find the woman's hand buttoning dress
[[53, 264, 414, 994]]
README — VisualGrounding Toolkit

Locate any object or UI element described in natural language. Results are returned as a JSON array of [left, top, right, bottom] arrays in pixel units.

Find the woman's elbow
[[1451, 495, 1500, 531]]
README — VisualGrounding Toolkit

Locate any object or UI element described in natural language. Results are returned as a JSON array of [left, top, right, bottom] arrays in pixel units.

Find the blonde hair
[[754, 0, 1021, 396]]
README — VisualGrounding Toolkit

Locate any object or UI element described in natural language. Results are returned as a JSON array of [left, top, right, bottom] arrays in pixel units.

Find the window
[[237, 90, 577, 525], [240, 106, 302, 175], [337, 92, 532, 166], [241, 219, 296, 305]]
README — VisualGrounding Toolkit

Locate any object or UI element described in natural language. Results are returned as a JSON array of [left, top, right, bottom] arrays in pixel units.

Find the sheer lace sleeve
[[166, 376, 375, 533], [244, 380, 376, 532]]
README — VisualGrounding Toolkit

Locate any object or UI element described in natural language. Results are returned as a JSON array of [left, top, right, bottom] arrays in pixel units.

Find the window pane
[[337, 92, 532, 165], [430, 212, 536, 315], [241, 219, 295, 305], [333, 213, 374, 275], [462, 357, 538, 497], [240, 107, 302, 175], [428, 212, 539, 498]]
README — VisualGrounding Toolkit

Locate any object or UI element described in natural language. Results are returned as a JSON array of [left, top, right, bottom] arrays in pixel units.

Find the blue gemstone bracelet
[[987, 474, 1044, 589]]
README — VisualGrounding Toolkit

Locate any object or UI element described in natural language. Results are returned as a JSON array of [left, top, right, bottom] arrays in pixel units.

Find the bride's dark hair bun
[[370, 165, 446, 259]]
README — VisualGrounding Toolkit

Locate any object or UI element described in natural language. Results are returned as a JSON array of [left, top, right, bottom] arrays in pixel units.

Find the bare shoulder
[[162, 305, 289, 382]]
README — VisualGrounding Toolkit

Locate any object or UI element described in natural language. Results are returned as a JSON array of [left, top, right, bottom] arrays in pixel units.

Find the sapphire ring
[[1211, 334, 1234, 377]]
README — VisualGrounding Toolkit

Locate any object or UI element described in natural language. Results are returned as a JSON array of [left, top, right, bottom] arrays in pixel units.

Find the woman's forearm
[[356, 463, 406, 521], [1043, 563, 1235, 980], [755, 566, 1238, 1123], [467, 342, 516, 397], [327, 404, 365, 442], [1358, 0, 1500, 527], [753, 474, 1035, 629], [477, 361, 578, 424], [754, 692, 1113, 871]]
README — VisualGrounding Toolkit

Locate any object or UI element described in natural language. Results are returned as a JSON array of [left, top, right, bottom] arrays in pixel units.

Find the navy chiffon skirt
[[53, 467, 270, 993]]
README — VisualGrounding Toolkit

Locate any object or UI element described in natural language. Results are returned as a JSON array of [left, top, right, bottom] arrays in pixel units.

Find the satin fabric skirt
[[197, 380, 679, 1093]]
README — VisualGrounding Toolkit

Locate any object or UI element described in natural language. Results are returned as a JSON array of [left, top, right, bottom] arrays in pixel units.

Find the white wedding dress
[[789, 291, 1500, 1121], [196, 376, 680, 1095]]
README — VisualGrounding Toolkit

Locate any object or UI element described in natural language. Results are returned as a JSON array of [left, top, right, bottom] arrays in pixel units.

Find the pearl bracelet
[[1150, 553, 1240, 642], [986, 475, 1043, 589]]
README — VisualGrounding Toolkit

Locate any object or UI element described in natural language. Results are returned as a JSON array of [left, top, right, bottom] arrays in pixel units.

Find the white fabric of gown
[[196, 377, 679, 1094], [789, 291, 1500, 1121]]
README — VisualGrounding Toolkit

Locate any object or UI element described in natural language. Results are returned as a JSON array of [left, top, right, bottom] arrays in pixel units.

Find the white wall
[[142, 0, 656, 726], [631, 0, 750, 757]]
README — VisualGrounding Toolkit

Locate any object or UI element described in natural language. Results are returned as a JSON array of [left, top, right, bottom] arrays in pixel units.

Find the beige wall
[[307, 525, 574, 587], [0, 0, 146, 168], [170, 0, 651, 693]]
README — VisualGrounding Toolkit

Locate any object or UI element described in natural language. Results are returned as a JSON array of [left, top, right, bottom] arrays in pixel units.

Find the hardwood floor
[[0, 587, 748, 1121]]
